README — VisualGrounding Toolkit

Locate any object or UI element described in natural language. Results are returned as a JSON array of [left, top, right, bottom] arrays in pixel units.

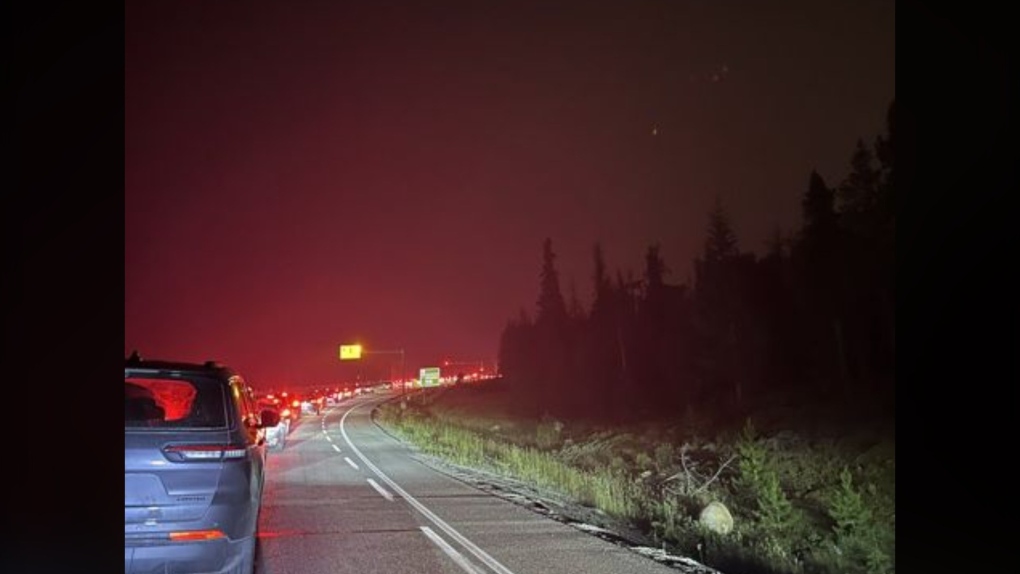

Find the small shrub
[[535, 415, 563, 449], [734, 420, 768, 507], [825, 467, 892, 574], [654, 443, 676, 471], [828, 467, 871, 539], [754, 469, 794, 534], [609, 454, 629, 476]]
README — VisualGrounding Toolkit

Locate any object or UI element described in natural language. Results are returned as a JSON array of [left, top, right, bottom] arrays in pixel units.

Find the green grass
[[376, 385, 895, 574]]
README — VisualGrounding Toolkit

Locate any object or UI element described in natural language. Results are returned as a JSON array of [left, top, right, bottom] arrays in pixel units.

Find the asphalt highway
[[255, 394, 681, 574]]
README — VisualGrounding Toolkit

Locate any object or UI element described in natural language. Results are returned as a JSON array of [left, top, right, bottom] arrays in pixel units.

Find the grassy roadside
[[375, 383, 894, 574]]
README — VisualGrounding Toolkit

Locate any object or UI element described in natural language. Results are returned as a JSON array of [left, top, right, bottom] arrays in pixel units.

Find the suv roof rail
[[127, 350, 143, 364]]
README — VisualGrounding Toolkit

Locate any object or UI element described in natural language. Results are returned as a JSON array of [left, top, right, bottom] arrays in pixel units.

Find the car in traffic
[[280, 396, 302, 426], [125, 355, 279, 574], [256, 398, 289, 450]]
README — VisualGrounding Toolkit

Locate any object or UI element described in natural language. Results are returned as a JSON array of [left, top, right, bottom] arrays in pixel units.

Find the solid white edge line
[[366, 478, 394, 501], [340, 403, 517, 574], [331, 444, 342, 453], [344, 457, 359, 470], [421, 526, 486, 574]]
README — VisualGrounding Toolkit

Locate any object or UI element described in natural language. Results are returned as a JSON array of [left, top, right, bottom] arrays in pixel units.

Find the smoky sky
[[125, 1, 894, 388]]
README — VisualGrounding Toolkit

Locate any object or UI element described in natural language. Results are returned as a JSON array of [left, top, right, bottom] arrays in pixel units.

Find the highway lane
[[256, 394, 681, 574]]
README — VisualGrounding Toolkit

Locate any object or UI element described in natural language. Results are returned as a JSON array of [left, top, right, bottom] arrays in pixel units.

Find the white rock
[[698, 501, 734, 535]]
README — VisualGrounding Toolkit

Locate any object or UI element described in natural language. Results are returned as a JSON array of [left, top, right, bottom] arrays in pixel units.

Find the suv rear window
[[125, 376, 227, 429]]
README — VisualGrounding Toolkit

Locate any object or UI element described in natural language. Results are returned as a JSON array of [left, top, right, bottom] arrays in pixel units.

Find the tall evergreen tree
[[705, 197, 739, 263], [590, 242, 615, 334], [536, 238, 568, 327], [802, 171, 839, 251], [642, 244, 668, 330], [531, 238, 571, 412], [497, 309, 533, 381], [798, 171, 850, 390], [636, 243, 676, 409], [587, 242, 620, 419], [838, 140, 881, 241], [644, 244, 667, 291], [760, 226, 797, 388], [567, 279, 585, 321], [610, 270, 641, 418], [694, 200, 745, 408], [862, 101, 896, 385], [874, 100, 895, 367], [875, 100, 894, 188]]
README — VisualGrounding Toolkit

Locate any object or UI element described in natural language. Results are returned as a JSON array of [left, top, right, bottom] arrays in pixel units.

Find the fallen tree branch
[[663, 448, 736, 497], [690, 454, 737, 496]]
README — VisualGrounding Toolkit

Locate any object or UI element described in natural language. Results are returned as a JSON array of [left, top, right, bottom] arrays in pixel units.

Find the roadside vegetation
[[378, 104, 895, 573], [376, 383, 894, 574]]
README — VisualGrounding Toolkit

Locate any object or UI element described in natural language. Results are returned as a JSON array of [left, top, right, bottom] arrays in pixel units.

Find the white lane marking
[[366, 478, 394, 502], [344, 457, 359, 470], [421, 526, 486, 574], [340, 404, 517, 574], [331, 444, 342, 453], [325, 435, 333, 443]]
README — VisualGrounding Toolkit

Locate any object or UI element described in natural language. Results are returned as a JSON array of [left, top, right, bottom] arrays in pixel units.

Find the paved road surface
[[255, 395, 681, 574]]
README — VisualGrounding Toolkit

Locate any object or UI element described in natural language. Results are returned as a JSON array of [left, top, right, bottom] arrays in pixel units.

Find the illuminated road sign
[[340, 344, 363, 360], [419, 367, 440, 387]]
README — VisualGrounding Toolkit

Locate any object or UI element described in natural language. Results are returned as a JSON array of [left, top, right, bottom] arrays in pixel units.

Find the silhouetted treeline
[[498, 102, 895, 423]]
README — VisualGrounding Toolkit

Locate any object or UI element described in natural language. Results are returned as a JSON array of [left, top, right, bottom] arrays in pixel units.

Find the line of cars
[[253, 387, 363, 450], [125, 355, 278, 574], [124, 354, 382, 574], [255, 392, 301, 451]]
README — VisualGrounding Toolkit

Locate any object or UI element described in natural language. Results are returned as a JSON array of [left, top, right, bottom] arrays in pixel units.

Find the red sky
[[125, 1, 894, 389]]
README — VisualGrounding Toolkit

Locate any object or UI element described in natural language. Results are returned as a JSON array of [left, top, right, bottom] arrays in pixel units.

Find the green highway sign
[[419, 367, 441, 387]]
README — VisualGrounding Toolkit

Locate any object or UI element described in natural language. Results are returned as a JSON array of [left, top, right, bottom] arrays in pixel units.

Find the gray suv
[[125, 355, 279, 574]]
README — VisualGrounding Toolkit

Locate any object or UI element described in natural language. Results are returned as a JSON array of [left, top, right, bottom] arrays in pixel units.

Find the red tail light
[[163, 444, 246, 462], [169, 529, 225, 542]]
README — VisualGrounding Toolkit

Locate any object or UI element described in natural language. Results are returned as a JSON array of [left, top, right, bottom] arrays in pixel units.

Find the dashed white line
[[421, 526, 485, 574], [331, 444, 342, 453], [325, 435, 333, 442], [340, 404, 516, 574], [344, 457, 359, 470], [366, 478, 394, 502]]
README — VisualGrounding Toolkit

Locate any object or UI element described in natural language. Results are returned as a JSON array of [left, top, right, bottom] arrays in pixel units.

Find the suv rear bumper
[[125, 535, 254, 574]]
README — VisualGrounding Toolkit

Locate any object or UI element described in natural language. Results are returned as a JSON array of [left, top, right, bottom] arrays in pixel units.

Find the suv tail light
[[169, 529, 226, 542], [163, 444, 246, 462]]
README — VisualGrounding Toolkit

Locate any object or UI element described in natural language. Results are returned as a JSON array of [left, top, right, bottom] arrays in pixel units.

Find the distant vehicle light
[[292, 400, 300, 408]]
